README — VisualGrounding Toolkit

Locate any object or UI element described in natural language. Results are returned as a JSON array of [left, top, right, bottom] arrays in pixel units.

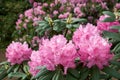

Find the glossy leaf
[[0, 61, 8, 66], [103, 31, 120, 41], [102, 17, 115, 22], [35, 68, 50, 79], [110, 60, 120, 68], [112, 42, 120, 53], [0, 71, 8, 80], [38, 71, 55, 80], [66, 73, 77, 80], [102, 67, 120, 79], [71, 18, 87, 23], [79, 67, 89, 80], [68, 68, 79, 78], [52, 70, 63, 80], [110, 25, 120, 32], [8, 72, 26, 78], [91, 67, 100, 80], [66, 24, 72, 29], [102, 11, 115, 19], [7, 65, 16, 73]]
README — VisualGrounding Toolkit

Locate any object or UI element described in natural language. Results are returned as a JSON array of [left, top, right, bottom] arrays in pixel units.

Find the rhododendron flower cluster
[[6, 42, 32, 65], [73, 23, 113, 69], [28, 51, 41, 76], [29, 35, 77, 76], [59, 0, 104, 4], [2, 0, 120, 79], [16, 0, 114, 30], [16, 6, 45, 29], [97, 15, 120, 32]]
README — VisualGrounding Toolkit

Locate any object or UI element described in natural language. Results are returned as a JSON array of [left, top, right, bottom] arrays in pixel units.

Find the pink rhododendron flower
[[6, 42, 32, 65], [29, 0, 34, 4], [33, 2, 38, 7], [29, 35, 77, 76], [97, 15, 120, 32], [115, 3, 120, 9], [53, 10, 58, 15], [73, 23, 100, 46], [74, 7, 83, 18], [73, 23, 113, 69], [28, 51, 41, 76]]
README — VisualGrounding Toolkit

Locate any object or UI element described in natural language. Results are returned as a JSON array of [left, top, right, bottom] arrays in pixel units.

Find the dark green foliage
[[0, 0, 30, 49]]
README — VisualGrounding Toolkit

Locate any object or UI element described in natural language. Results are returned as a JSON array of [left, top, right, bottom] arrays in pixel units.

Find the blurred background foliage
[[0, 0, 30, 49]]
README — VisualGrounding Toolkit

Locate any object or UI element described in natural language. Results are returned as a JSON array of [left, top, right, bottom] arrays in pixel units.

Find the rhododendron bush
[[1, 0, 120, 80]]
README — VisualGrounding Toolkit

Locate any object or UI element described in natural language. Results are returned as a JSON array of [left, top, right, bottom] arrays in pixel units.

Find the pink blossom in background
[[50, 3, 55, 7], [115, 3, 120, 9], [74, 7, 81, 14], [25, 19, 29, 23], [73, 23, 113, 69], [16, 0, 112, 30], [97, 15, 120, 32], [33, 2, 38, 7], [23, 23, 27, 29], [58, 12, 70, 19], [60, 0, 67, 4], [43, 3, 48, 7], [19, 14, 23, 19], [92, 0, 104, 3], [29, 35, 77, 76], [74, 7, 83, 18], [29, 0, 34, 4], [6, 42, 32, 65], [16, 19, 22, 29], [31, 36, 41, 47], [53, 10, 58, 15], [100, 2, 108, 9], [24, 9, 33, 19]]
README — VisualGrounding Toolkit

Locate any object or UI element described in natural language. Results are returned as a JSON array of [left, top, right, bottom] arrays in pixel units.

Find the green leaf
[[102, 11, 115, 19], [23, 65, 29, 74], [0, 71, 8, 80], [103, 31, 120, 41], [44, 17, 49, 22], [102, 67, 120, 79], [66, 24, 72, 29], [73, 24, 79, 28], [0, 67, 5, 74], [110, 60, 120, 68], [91, 66, 100, 80], [39, 71, 55, 80], [112, 42, 120, 53], [0, 61, 8, 66], [8, 72, 26, 78], [35, 68, 50, 79], [110, 25, 120, 32], [68, 68, 79, 78], [53, 20, 66, 32], [66, 73, 77, 80], [13, 65, 20, 73], [53, 24, 59, 31], [79, 67, 89, 80], [113, 53, 120, 60], [52, 70, 63, 80], [102, 17, 115, 22], [100, 74, 109, 79], [7, 65, 16, 73], [72, 18, 87, 23]]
